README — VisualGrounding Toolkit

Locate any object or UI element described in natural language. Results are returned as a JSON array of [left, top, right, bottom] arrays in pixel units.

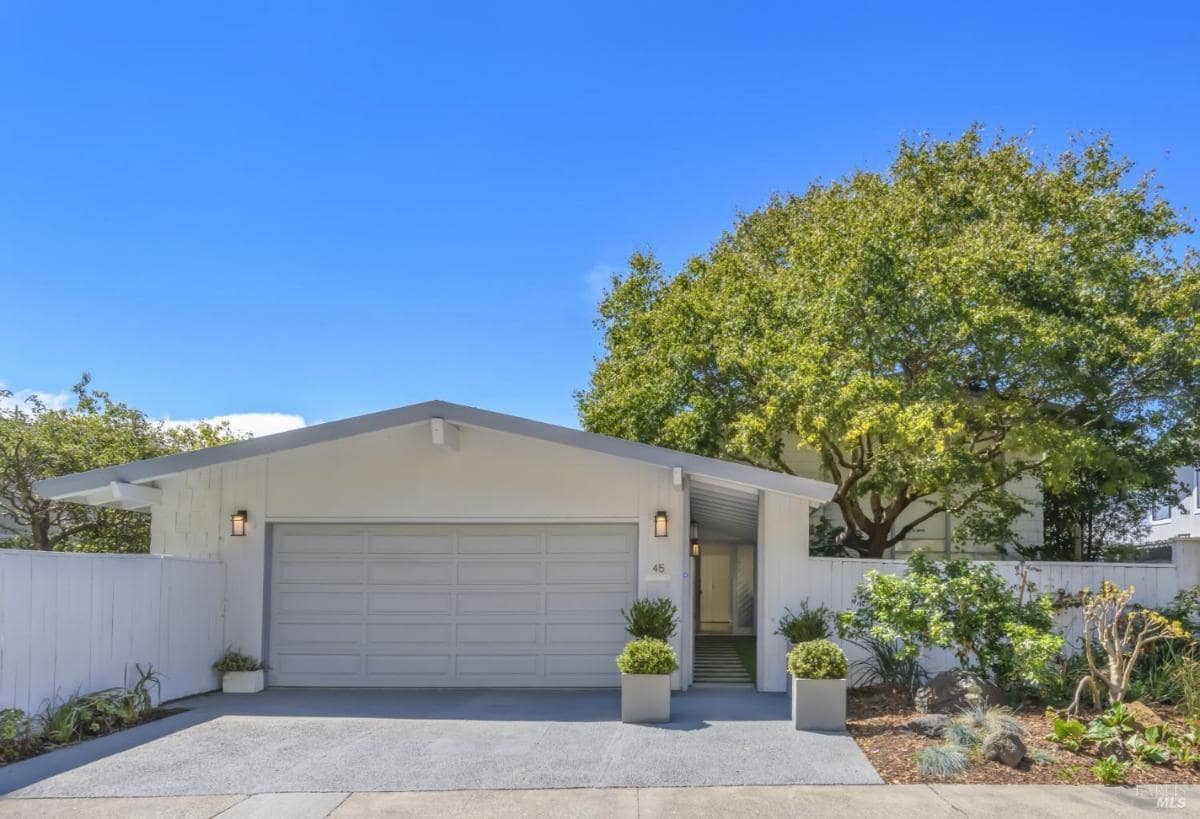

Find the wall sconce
[[691, 540, 700, 557], [231, 510, 248, 537], [689, 520, 700, 556], [654, 510, 668, 538]]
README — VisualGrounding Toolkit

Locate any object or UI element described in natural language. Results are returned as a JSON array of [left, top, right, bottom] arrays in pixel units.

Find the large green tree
[[0, 375, 238, 552], [578, 129, 1200, 558]]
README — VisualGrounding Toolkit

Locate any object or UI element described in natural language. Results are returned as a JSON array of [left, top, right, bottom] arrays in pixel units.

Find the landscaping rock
[[982, 731, 1026, 767], [1126, 700, 1166, 731], [914, 670, 1005, 714], [901, 713, 950, 737]]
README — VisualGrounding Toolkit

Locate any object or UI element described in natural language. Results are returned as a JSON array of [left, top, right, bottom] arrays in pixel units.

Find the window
[[1152, 501, 1172, 522]]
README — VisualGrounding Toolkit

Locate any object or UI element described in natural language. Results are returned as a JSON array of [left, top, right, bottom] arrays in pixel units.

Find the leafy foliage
[[621, 597, 679, 641], [1090, 754, 1130, 785], [787, 639, 848, 680], [615, 638, 679, 675], [0, 708, 36, 763], [844, 633, 927, 701], [0, 375, 240, 552], [1045, 712, 1087, 752], [213, 648, 267, 674], [775, 602, 830, 644], [838, 554, 1062, 689], [578, 128, 1200, 558]]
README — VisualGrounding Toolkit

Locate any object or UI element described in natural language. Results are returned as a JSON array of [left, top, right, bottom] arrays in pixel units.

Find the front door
[[699, 552, 732, 633]]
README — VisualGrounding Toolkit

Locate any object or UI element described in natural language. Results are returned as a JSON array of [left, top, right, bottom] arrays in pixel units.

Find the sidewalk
[[1, 784, 1195, 817]]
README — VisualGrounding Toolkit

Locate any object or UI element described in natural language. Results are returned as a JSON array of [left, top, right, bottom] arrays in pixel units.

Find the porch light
[[654, 510, 668, 537], [691, 540, 700, 557], [231, 510, 248, 537], [690, 520, 700, 556]]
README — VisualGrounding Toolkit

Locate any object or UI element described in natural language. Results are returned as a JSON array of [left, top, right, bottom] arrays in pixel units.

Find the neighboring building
[[1144, 464, 1200, 541], [779, 435, 1044, 559]]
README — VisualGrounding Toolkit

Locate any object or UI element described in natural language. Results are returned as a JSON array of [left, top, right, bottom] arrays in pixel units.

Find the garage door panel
[[368, 533, 454, 555], [547, 533, 630, 554], [274, 621, 362, 647], [458, 534, 542, 554], [269, 523, 636, 687], [367, 560, 455, 584], [278, 534, 363, 555], [546, 591, 630, 615], [546, 560, 631, 584], [456, 561, 541, 585], [276, 652, 362, 675], [457, 623, 540, 645], [366, 622, 454, 644], [545, 622, 627, 645], [366, 654, 453, 676], [545, 654, 617, 675], [456, 654, 540, 676], [367, 591, 452, 614], [277, 591, 362, 615], [277, 560, 364, 583], [456, 590, 541, 614]]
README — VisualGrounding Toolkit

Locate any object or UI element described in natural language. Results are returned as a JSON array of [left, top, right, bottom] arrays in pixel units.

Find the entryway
[[688, 480, 759, 688]]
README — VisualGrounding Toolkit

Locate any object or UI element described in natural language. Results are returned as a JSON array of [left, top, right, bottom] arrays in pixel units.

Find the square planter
[[222, 669, 265, 694], [621, 673, 671, 723], [791, 676, 846, 731]]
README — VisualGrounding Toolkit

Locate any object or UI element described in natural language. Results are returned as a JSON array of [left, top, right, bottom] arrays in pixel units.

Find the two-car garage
[[267, 523, 637, 687]]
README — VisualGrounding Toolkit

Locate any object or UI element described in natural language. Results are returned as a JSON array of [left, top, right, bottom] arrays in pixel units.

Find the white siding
[[0, 550, 225, 715], [149, 422, 691, 688]]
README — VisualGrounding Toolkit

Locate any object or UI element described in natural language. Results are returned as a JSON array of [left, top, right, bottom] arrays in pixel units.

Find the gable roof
[[33, 399, 835, 504]]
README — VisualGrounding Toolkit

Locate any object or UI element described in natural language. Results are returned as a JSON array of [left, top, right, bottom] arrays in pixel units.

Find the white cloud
[[163, 412, 307, 438], [0, 382, 72, 413], [583, 263, 618, 304]]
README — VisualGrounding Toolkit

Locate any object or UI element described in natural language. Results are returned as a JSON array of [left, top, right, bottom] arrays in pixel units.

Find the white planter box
[[621, 673, 671, 723], [791, 676, 846, 731], [222, 669, 265, 694]]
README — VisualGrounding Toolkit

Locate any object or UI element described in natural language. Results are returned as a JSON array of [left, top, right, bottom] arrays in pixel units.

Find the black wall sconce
[[654, 510, 668, 537], [231, 510, 248, 537]]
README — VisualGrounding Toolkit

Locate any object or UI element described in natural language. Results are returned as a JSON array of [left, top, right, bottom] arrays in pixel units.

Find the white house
[[33, 400, 835, 694], [1146, 464, 1200, 541]]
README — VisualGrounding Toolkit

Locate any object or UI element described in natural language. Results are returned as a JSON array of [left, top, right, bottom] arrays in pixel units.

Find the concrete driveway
[[0, 688, 880, 797]]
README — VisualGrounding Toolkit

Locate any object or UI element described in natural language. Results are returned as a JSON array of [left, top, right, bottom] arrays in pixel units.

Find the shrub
[[787, 639, 848, 680], [844, 633, 927, 701], [917, 743, 968, 778], [775, 602, 830, 644], [1045, 713, 1086, 752], [1090, 754, 1129, 785], [1065, 583, 1187, 714], [615, 638, 679, 675], [837, 554, 1063, 691], [0, 708, 37, 763], [621, 597, 679, 641], [214, 648, 268, 674]]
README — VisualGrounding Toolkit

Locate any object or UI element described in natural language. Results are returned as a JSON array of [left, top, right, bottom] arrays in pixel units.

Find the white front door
[[268, 522, 636, 687]]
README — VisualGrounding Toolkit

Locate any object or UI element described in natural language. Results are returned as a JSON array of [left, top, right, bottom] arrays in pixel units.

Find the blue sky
[[2, 2, 1197, 433]]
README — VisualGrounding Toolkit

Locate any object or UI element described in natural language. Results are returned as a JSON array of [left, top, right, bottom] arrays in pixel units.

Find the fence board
[[0, 550, 225, 715]]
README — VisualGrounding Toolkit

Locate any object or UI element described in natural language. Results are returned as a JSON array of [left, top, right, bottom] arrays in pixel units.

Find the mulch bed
[[0, 707, 186, 768], [847, 689, 1200, 785]]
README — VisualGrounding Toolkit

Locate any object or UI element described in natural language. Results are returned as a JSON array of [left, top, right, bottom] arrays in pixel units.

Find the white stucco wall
[[149, 422, 694, 685]]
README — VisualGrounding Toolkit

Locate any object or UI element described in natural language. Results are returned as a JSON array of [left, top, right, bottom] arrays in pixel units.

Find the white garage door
[[267, 523, 637, 687]]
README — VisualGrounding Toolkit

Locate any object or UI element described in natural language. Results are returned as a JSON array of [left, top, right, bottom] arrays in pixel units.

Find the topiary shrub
[[621, 597, 679, 641], [787, 639, 848, 680], [616, 638, 680, 675], [214, 648, 268, 674]]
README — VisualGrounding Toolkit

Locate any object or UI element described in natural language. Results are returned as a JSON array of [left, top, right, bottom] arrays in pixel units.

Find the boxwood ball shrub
[[787, 639, 848, 680], [616, 638, 680, 675]]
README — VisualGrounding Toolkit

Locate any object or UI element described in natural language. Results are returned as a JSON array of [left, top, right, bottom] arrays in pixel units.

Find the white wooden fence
[[802, 556, 1191, 676], [0, 550, 225, 715]]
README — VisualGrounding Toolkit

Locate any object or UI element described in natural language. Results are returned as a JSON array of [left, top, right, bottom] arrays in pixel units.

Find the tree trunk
[[30, 514, 52, 551]]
